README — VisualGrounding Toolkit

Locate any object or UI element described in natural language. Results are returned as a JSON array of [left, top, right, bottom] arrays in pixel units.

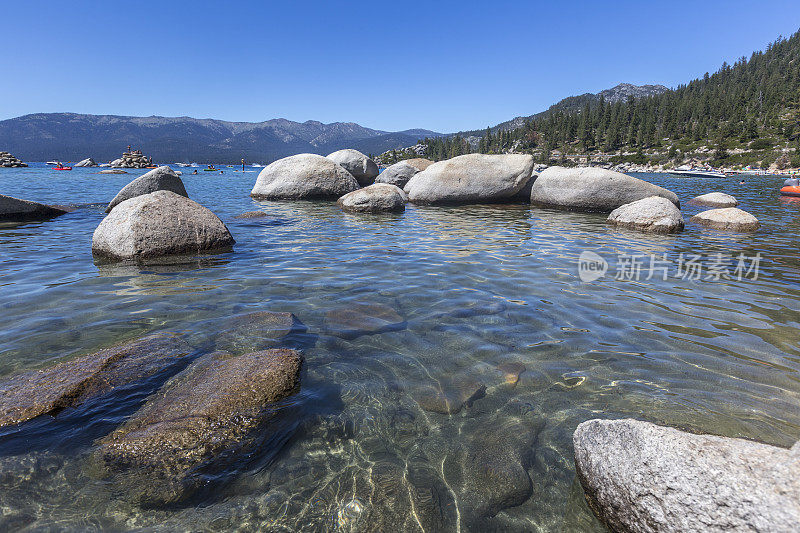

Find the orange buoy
[[780, 186, 800, 197]]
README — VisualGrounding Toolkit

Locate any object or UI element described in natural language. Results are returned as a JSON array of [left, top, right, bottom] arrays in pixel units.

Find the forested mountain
[[0, 113, 441, 163], [411, 29, 800, 169]]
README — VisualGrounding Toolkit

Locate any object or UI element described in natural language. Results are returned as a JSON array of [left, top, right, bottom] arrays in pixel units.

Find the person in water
[[192, 169, 198, 175]]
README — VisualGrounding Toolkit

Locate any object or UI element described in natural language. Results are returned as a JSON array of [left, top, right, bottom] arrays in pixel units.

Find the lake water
[[1, 164, 799, 532]]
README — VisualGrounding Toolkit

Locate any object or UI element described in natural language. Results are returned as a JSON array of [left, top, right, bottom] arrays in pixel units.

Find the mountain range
[[0, 83, 666, 163]]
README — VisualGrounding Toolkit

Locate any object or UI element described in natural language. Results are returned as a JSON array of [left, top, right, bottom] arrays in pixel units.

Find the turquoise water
[[1, 164, 799, 531]]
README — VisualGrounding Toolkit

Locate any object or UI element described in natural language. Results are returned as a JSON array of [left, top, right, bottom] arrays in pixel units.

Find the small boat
[[46, 160, 59, 165], [144, 166, 158, 169], [668, 165, 726, 178], [203, 165, 219, 172], [251, 163, 262, 168], [175, 163, 191, 167], [53, 166, 72, 171], [780, 186, 800, 197]]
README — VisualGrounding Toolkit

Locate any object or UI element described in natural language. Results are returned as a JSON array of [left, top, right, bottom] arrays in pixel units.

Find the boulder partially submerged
[[573, 418, 800, 533], [0, 194, 68, 222], [687, 192, 738, 208], [337, 183, 407, 213], [92, 190, 235, 261], [93, 349, 302, 505], [324, 302, 406, 339], [607, 196, 684, 234], [690, 207, 759, 232], [74, 158, 98, 167], [106, 166, 188, 213], [251, 154, 359, 200], [0, 333, 192, 429], [326, 149, 379, 186], [215, 311, 307, 352], [530, 166, 679, 212], [404, 154, 535, 205], [374, 161, 420, 188], [0, 151, 27, 168]]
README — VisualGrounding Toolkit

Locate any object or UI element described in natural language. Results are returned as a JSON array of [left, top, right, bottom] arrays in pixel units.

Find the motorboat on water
[[46, 160, 59, 165], [175, 162, 191, 167], [667, 165, 726, 178]]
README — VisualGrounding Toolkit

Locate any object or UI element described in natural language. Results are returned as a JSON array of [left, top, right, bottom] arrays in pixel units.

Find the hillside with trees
[[386, 29, 800, 170]]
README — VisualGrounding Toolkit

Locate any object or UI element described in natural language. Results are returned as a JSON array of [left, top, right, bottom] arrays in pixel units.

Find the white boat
[[174, 162, 191, 167], [46, 160, 59, 165], [667, 165, 726, 178], [251, 163, 263, 167]]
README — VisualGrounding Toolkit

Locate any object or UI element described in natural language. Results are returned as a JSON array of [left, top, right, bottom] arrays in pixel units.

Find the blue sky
[[1, 0, 799, 132]]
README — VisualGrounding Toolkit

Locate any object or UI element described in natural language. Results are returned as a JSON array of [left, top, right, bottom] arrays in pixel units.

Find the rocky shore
[[0, 151, 28, 168]]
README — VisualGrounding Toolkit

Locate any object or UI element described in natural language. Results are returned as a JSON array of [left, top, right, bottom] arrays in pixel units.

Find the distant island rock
[[0, 151, 27, 168], [110, 151, 155, 169], [74, 157, 98, 167]]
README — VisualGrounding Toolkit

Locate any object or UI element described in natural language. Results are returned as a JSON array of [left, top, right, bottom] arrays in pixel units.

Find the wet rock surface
[[234, 210, 269, 219], [324, 302, 407, 339], [574, 418, 800, 533], [93, 349, 303, 505], [0, 333, 192, 429], [215, 311, 307, 352], [414, 377, 487, 414], [0, 194, 68, 222]]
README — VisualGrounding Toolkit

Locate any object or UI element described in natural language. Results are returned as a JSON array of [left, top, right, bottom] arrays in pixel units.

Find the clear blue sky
[[1, 0, 799, 132]]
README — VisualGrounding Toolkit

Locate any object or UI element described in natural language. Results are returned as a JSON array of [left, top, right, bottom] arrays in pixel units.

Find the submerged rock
[[215, 311, 307, 352], [687, 192, 738, 208], [324, 302, 406, 339], [530, 166, 680, 212], [74, 157, 97, 167], [414, 377, 486, 414], [93, 349, 302, 505], [106, 166, 188, 213], [92, 190, 235, 261], [98, 169, 128, 174], [573, 418, 800, 533], [374, 161, 420, 188], [0, 194, 67, 222], [234, 210, 269, 219], [326, 149, 379, 186], [690, 207, 759, 231], [0, 333, 192, 429], [337, 183, 407, 213], [607, 196, 684, 234], [251, 154, 359, 200], [404, 154, 534, 205]]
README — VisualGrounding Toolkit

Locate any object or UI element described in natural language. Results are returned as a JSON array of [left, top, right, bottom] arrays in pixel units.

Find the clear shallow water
[[1, 164, 799, 531]]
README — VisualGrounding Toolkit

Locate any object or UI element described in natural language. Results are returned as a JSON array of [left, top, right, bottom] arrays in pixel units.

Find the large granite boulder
[[404, 154, 535, 205], [93, 349, 302, 505], [573, 418, 800, 533], [337, 183, 407, 213], [607, 196, 684, 234], [0, 333, 192, 429], [326, 149, 379, 186], [92, 190, 235, 261], [375, 161, 420, 188], [0, 194, 68, 222], [530, 166, 679, 212], [687, 192, 738, 207], [690, 207, 759, 232], [251, 154, 359, 200], [74, 157, 98, 167], [106, 166, 188, 213]]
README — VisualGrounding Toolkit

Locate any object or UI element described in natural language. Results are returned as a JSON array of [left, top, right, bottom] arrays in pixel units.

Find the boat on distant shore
[[667, 165, 726, 178]]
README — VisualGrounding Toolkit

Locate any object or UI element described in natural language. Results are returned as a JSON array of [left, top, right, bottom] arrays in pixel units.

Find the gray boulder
[[337, 183, 407, 213], [92, 190, 235, 261], [530, 166, 680, 212], [0, 194, 68, 222], [574, 418, 800, 533], [404, 158, 435, 171], [0, 333, 192, 429], [326, 149, 379, 186], [251, 153, 359, 200], [607, 196, 684, 234], [690, 207, 759, 232], [74, 157, 97, 167], [404, 154, 535, 205], [99, 169, 128, 174], [687, 192, 738, 207], [106, 166, 188, 213], [375, 161, 420, 188], [93, 349, 302, 505]]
